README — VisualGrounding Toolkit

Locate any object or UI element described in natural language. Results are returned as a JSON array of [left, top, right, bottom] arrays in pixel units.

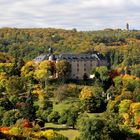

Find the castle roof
[[34, 52, 106, 62], [33, 54, 49, 62]]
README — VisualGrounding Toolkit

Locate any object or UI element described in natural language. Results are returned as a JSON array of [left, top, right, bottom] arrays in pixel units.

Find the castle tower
[[48, 46, 53, 54], [126, 23, 129, 31], [48, 46, 55, 61]]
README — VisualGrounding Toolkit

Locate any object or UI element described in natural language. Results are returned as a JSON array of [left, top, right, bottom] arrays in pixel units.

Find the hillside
[[0, 28, 140, 139], [0, 28, 140, 67]]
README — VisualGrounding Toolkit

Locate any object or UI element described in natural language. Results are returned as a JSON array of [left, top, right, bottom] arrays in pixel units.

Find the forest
[[0, 28, 140, 140]]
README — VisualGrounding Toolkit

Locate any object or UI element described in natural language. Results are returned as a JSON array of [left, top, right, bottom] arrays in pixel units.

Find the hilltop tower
[[126, 23, 129, 31]]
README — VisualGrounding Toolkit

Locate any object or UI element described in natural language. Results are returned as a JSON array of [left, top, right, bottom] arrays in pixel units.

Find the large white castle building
[[34, 47, 107, 80]]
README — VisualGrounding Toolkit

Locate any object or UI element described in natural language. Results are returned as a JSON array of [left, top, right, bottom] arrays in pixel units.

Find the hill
[[0, 28, 140, 67]]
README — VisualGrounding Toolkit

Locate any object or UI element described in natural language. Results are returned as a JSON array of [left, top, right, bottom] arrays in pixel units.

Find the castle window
[[84, 68, 86, 71], [84, 63, 86, 66], [77, 68, 79, 72], [76, 76, 79, 79]]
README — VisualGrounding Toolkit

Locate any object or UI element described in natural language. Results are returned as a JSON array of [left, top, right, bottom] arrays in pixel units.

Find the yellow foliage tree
[[129, 103, 140, 125], [21, 61, 37, 80], [122, 113, 130, 125], [0, 72, 8, 88], [79, 86, 93, 100], [34, 60, 55, 87]]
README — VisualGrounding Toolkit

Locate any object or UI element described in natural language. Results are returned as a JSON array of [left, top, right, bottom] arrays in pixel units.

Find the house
[[34, 48, 107, 79]]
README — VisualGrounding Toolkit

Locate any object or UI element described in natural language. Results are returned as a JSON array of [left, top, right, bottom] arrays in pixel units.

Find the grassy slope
[[45, 123, 80, 140], [52, 99, 105, 139]]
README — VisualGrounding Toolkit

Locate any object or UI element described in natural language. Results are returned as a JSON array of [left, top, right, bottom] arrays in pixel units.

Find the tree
[[2, 109, 21, 126], [58, 106, 80, 129], [79, 86, 93, 100], [118, 100, 133, 125], [129, 103, 140, 126], [78, 118, 105, 140], [5, 76, 23, 95], [131, 64, 140, 78], [95, 66, 109, 82], [0, 106, 6, 125], [21, 61, 36, 81], [77, 112, 129, 140], [18, 93, 36, 121], [47, 111, 60, 123], [54, 84, 69, 103], [119, 100, 132, 115], [80, 86, 106, 113], [34, 89, 53, 122], [93, 66, 110, 90], [34, 60, 55, 88], [0, 72, 7, 92], [56, 60, 71, 81]]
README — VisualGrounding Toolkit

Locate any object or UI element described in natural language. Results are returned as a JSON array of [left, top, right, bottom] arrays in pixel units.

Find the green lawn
[[87, 112, 105, 119], [53, 98, 79, 113], [52, 99, 105, 139], [53, 102, 71, 113], [44, 123, 80, 140]]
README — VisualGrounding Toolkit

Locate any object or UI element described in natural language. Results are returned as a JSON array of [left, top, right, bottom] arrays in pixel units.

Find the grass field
[[44, 123, 80, 140], [87, 112, 104, 119], [52, 98, 105, 139], [53, 98, 79, 113]]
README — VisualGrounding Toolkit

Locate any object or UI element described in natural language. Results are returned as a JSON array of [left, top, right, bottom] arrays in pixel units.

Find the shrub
[[47, 111, 60, 123], [2, 109, 21, 126]]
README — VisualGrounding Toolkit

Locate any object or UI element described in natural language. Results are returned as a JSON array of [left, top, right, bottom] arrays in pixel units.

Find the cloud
[[0, 0, 140, 30]]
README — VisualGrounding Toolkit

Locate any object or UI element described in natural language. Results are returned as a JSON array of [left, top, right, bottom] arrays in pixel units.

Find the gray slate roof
[[34, 52, 106, 62], [33, 54, 49, 62]]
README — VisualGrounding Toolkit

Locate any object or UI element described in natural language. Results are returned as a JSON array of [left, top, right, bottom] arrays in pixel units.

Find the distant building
[[126, 23, 129, 31], [34, 48, 107, 79]]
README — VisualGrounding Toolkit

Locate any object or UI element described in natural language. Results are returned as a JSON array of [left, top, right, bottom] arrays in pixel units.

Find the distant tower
[[126, 23, 129, 30]]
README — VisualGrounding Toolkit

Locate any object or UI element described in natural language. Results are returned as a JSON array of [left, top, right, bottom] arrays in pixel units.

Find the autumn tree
[[80, 86, 106, 113], [34, 89, 52, 122], [5, 76, 23, 95], [21, 61, 36, 79], [56, 60, 71, 81], [34, 60, 55, 88]]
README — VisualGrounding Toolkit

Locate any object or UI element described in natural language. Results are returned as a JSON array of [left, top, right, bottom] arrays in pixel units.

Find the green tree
[[78, 118, 105, 140], [47, 111, 60, 123], [58, 106, 80, 129], [95, 66, 109, 82], [34, 90, 53, 122], [0, 106, 6, 125], [80, 86, 106, 113], [5, 76, 23, 95], [2, 109, 21, 126]]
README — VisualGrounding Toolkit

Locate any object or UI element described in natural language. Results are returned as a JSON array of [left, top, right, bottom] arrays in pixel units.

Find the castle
[[34, 47, 107, 80]]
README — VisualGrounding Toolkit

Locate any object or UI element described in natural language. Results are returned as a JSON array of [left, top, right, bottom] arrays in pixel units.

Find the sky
[[0, 0, 140, 30]]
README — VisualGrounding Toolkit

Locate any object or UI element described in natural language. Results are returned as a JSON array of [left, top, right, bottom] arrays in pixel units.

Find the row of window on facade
[[76, 63, 94, 67], [76, 68, 87, 72]]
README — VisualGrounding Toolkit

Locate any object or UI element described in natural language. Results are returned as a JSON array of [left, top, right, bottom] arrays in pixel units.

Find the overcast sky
[[0, 0, 140, 30]]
